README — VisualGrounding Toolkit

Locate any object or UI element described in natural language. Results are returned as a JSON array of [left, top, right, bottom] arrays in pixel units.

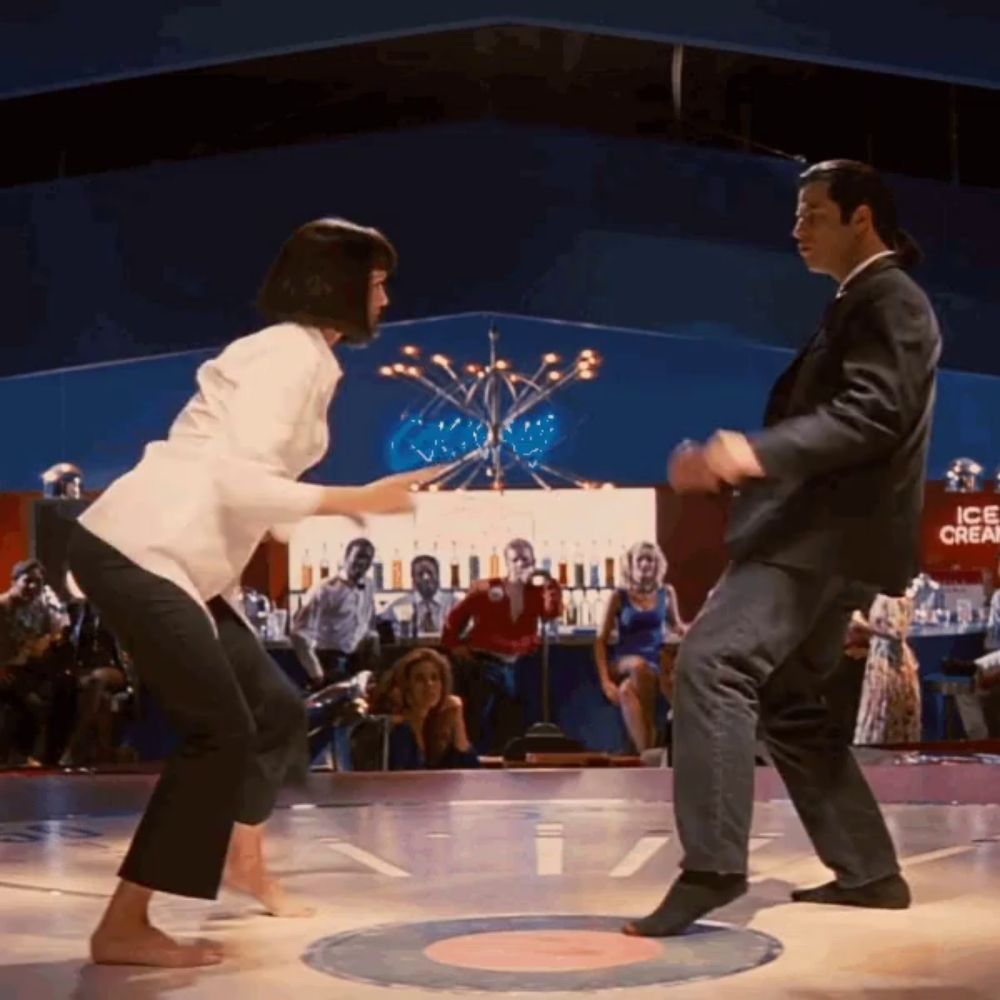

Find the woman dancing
[[67, 218, 442, 967]]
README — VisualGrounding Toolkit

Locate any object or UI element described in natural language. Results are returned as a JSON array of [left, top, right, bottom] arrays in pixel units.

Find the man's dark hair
[[798, 160, 922, 270], [411, 555, 440, 574], [345, 538, 375, 558], [12, 559, 44, 582], [257, 218, 397, 346]]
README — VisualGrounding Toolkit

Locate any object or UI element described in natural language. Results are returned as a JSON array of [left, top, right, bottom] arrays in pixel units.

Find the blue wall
[[4, 123, 1000, 380], [1, 313, 997, 494], [4, 1, 1000, 98]]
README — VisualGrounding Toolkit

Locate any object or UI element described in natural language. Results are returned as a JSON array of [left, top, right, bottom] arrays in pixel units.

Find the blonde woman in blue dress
[[595, 541, 687, 752]]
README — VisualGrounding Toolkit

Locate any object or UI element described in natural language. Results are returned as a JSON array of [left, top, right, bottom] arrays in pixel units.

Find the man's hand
[[668, 442, 722, 494], [704, 430, 765, 485]]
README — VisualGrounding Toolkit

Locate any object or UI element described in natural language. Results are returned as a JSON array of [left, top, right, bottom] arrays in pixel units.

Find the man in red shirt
[[442, 538, 561, 754]]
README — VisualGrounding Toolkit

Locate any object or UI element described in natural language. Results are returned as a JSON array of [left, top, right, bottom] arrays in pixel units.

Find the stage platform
[[1, 761, 998, 999]]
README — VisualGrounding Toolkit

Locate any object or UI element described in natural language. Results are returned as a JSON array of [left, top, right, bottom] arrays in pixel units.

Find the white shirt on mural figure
[[77, 323, 341, 625]]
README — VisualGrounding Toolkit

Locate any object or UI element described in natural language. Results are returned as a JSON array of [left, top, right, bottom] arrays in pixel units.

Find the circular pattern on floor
[[302, 914, 782, 991]]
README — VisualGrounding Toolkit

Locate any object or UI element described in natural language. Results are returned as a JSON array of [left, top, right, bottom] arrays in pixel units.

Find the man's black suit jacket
[[725, 256, 941, 593]]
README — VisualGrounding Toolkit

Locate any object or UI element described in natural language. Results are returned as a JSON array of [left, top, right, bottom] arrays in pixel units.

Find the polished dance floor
[[0, 759, 998, 999]]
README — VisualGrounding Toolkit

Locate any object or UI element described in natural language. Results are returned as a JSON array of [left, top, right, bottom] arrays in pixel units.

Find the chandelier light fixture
[[378, 324, 610, 491]]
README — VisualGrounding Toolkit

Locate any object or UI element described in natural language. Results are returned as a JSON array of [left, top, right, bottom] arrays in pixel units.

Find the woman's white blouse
[[78, 323, 341, 619]]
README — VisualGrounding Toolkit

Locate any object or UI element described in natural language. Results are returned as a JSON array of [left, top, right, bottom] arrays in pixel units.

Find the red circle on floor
[[424, 929, 662, 972]]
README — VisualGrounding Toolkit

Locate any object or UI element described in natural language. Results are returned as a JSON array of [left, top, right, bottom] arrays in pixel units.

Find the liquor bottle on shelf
[[469, 541, 481, 584], [588, 540, 600, 588], [541, 552, 553, 575], [573, 542, 585, 589], [300, 549, 314, 591], [564, 594, 577, 627], [391, 547, 403, 591], [319, 543, 330, 580], [488, 543, 500, 579], [373, 558, 385, 592], [591, 590, 605, 628], [449, 541, 461, 590], [604, 540, 616, 588], [557, 542, 568, 587], [586, 589, 603, 627]]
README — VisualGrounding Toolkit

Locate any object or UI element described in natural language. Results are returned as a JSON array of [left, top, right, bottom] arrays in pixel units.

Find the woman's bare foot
[[223, 870, 315, 917], [91, 924, 224, 967], [90, 880, 224, 967], [224, 821, 315, 918]]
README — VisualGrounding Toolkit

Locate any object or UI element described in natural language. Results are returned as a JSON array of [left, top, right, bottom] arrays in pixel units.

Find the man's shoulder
[[849, 264, 932, 313], [306, 578, 350, 601]]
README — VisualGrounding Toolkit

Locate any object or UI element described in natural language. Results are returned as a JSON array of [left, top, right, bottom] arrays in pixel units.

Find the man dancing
[[626, 161, 940, 936]]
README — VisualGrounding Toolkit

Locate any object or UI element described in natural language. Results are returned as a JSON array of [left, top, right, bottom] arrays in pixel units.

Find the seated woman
[[372, 648, 479, 770], [595, 541, 686, 753]]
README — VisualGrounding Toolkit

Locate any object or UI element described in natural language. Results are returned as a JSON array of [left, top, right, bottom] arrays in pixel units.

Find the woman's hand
[[319, 464, 451, 522], [356, 467, 448, 515], [441, 694, 471, 751]]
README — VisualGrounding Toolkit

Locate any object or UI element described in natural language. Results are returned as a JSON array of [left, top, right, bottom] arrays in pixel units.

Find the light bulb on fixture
[[543, 352, 560, 364], [378, 365, 395, 377], [431, 354, 451, 366], [547, 371, 562, 381], [392, 362, 406, 373], [496, 360, 511, 371], [406, 366, 421, 377], [401, 345, 421, 357]]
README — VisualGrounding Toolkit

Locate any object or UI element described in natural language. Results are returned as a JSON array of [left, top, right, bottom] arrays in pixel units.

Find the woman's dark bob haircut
[[257, 217, 397, 345]]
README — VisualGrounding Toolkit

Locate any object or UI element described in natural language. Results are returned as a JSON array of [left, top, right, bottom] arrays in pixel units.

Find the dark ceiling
[[3, 25, 998, 190]]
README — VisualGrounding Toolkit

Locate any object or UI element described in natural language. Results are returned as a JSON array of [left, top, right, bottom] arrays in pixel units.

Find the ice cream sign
[[939, 504, 1000, 546]]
